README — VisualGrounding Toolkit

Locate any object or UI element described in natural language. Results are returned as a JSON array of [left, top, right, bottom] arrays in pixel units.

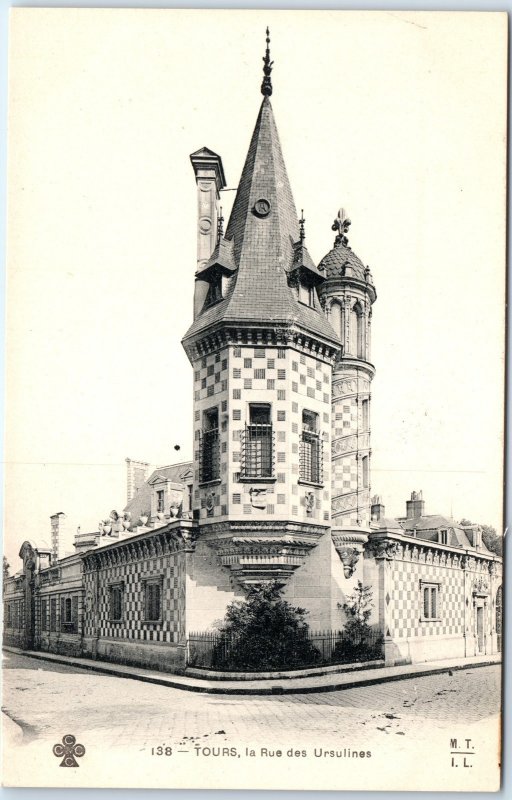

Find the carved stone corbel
[[331, 528, 369, 577]]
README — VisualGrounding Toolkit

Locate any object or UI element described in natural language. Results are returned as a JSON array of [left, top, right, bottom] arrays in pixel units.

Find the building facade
[[3, 34, 502, 673]]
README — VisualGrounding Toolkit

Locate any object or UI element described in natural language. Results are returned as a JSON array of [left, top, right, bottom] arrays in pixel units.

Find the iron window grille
[[299, 429, 323, 484], [241, 423, 275, 479], [199, 427, 220, 483]]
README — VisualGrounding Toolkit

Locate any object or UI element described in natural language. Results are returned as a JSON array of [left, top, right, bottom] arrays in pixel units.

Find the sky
[[4, 8, 507, 569]]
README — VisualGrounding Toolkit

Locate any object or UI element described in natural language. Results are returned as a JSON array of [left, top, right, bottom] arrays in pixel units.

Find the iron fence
[[187, 627, 383, 671]]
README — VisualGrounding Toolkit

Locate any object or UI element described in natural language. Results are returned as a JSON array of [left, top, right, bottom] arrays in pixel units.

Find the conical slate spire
[[184, 69, 339, 347], [225, 96, 299, 271]]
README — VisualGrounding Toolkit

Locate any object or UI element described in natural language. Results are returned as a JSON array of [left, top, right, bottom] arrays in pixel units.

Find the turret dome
[[318, 209, 376, 303], [318, 241, 367, 282]]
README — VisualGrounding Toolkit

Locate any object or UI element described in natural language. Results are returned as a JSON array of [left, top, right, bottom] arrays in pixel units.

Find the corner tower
[[317, 211, 377, 533], [182, 31, 340, 595]]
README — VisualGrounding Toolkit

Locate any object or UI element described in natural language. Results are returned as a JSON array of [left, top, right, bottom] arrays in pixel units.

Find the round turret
[[318, 209, 377, 530]]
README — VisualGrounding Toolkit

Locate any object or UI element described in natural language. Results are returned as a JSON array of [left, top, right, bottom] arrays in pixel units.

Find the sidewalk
[[2, 646, 501, 695]]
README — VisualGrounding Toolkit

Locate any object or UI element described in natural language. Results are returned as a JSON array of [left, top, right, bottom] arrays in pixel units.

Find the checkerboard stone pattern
[[83, 551, 185, 644], [193, 343, 332, 525], [388, 558, 464, 639], [331, 368, 371, 526]]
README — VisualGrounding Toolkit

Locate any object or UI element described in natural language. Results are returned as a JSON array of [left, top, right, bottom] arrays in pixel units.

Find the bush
[[211, 581, 321, 670], [333, 581, 383, 663]]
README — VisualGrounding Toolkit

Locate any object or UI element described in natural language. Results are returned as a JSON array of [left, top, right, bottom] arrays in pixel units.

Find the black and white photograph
[[2, 8, 506, 792]]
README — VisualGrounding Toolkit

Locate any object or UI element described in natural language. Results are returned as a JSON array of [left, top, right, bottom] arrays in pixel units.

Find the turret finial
[[332, 207, 351, 247], [299, 209, 306, 242], [261, 27, 273, 97], [217, 206, 224, 244]]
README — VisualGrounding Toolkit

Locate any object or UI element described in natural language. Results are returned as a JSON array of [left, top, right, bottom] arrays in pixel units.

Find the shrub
[[211, 581, 321, 670]]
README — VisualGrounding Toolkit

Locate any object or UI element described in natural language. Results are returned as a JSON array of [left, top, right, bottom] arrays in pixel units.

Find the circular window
[[253, 198, 271, 218]]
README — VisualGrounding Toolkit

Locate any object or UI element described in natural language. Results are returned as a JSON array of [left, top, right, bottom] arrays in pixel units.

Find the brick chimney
[[406, 490, 425, 519], [50, 512, 67, 562], [371, 495, 385, 522], [126, 458, 150, 503]]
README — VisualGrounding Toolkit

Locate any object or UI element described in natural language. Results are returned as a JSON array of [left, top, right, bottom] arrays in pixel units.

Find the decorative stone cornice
[[205, 526, 323, 589], [199, 519, 328, 539], [331, 528, 369, 577], [183, 322, 339, 366], [82, 522, 199, 571], [365, 531, 502, 571]]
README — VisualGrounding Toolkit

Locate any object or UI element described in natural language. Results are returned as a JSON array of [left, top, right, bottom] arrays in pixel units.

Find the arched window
[[349, 302, 364, 357], [362, 454, 369, 488], [330, 301, 343, 347]]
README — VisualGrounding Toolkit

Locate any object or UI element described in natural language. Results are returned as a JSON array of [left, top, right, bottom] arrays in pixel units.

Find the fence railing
[[187, 627, 383, 671]]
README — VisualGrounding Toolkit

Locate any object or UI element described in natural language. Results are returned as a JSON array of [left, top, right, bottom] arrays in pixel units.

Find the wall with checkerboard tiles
[[193, 343, 332, 527], [82, 549, 185, 647], [373, 545, 501, 663], [331, 366, 372, 527]]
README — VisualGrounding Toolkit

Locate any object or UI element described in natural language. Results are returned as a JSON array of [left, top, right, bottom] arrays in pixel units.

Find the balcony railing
[[241, 423, 275, 479]]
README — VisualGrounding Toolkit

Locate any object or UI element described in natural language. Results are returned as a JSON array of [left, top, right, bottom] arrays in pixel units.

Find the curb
[[2, 646, 501, 696]]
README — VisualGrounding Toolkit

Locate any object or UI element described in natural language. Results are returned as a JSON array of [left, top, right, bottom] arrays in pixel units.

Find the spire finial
[[217, 206, 224, 244], [331, 207, 351, 247], [299, 209, 306, 242], [261, 26, 273, 97]]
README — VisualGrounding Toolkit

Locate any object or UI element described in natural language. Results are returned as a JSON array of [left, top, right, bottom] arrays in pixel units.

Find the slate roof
[[399, 514, 483, 550], [288, 239, 325, 283], [197, 237, 237, 277], [124, 461, 193, 527], [183, 97, 339, 347], [319, 240, 368, 282]]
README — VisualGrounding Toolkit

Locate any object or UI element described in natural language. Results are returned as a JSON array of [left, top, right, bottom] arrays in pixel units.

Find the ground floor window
[[60, 594, 79, 633], [144, 578, 162, 622], [109, 583, 124, 621], [421, 582, 440, 620]]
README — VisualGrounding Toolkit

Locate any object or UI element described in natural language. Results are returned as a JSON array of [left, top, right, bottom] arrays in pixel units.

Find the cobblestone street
[[2, 651, 501, 792], [2, 651, 501, 750]]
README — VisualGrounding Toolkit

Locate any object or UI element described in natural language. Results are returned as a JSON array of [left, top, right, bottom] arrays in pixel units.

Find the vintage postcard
[[2, 8, 506, 792]]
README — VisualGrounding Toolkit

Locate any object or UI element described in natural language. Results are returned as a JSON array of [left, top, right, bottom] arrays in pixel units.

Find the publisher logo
[[53, 734, 86, 767]]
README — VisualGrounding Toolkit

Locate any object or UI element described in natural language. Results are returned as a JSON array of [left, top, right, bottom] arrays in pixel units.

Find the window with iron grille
[[109, 584, 124, 621], [300, 410, 323, 484], [144, 579, 162, 622], [241, 404, 274, 479], [156, 489, 165, 513], [199, 407, 220, 483]]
